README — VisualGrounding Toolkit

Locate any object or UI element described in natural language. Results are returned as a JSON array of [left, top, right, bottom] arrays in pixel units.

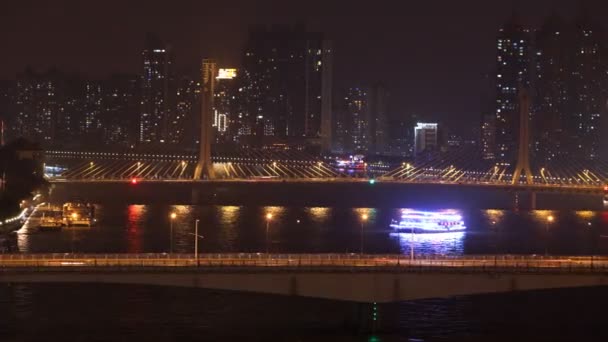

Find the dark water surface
[[2, 283, 608, 341], [4, 187, 608, 341], [14, 204, 608, 255]]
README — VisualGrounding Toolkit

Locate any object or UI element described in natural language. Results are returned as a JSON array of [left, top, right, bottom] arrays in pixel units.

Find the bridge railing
[[1, 253, 608, 272]]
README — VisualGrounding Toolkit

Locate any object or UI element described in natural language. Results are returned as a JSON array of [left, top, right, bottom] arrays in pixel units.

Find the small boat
[[390, 209, 466, 233], [38, 205, 64, 230], [39, 212, 63, 230], [62, 201, 96, 227]]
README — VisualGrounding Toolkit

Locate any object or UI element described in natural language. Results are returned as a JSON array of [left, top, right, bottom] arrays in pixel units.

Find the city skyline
[[3, 0, 608, 135]]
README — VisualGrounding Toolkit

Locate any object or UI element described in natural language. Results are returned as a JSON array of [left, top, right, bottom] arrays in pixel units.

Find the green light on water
[[369, 179, 376, 185]]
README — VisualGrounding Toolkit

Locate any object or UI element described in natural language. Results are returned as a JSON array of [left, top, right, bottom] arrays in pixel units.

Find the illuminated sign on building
[[216, 68, 237, 80]]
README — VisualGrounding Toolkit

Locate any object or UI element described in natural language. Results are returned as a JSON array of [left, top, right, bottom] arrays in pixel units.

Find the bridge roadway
[[2, 253, 608, 303], [49, 178, 604, 195]]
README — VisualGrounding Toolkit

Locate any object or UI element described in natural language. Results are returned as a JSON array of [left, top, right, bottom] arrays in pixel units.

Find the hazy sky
[[2, 0, 606, 135]]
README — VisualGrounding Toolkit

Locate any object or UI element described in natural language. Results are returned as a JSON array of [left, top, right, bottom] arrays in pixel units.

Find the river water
[[3, 194, 608, 341]]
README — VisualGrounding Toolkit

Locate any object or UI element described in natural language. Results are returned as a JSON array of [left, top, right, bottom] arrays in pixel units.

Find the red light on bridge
[[604, 186, 608, 192], [131, 178, 138, 185]]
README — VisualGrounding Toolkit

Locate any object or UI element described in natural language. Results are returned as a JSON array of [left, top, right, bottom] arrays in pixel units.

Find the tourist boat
[[390, 209, 466, 233], [62, 201, 96, 227], [38, 205, 64, 230]]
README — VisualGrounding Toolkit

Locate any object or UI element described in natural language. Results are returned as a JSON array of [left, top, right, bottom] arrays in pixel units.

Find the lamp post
[[70, 212, 78, 253], [545, 215, 554, 256], [588, 222, 594, 269], [195, 219, 199, 265], [410, 222, 415, 262], [169, 212, 176, 253], [360, 214, 368, 255], [265, 213, 273, 254]]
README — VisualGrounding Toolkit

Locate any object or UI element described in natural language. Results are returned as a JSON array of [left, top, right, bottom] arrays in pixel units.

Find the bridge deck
[[1, 253, 607, 273]]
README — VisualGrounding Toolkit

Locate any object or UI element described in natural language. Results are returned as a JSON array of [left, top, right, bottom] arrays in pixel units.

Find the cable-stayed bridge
[[44, 147, 607, 190]]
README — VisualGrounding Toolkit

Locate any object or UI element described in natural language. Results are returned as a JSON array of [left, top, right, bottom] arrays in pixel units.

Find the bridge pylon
[[194, 58, 216, 180], [511, 88, 533, 185]]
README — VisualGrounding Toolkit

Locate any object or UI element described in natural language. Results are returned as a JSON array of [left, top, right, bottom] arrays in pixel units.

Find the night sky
[[2, 0, 607, 135]]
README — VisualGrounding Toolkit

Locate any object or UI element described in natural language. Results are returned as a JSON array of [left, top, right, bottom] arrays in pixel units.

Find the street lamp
[[194, 219, 200, 265], [265, 213, 273, 254], [545, 215, 554, 256], [360, 213, 368, 255], [169, 212, 177, 253], [70, 212, 79, 252]]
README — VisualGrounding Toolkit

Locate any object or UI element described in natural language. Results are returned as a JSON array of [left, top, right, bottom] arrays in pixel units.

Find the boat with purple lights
[[390, 209, 466, 233]]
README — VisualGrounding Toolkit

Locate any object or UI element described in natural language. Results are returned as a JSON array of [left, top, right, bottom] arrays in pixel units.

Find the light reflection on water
[[126, 205, 146, 253], [9, 204, 608, 255], [390, 232, 466, 256]]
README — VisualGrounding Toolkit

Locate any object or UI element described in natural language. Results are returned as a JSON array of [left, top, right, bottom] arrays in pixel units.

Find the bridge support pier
[[513, 191, 537, 210], [350, 302, 381, 335]]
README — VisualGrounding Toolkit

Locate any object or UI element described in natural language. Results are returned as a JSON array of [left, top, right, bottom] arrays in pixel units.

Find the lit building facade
[[170, 77, 198, 146], [567, 17, 604, 160], [239, 25, 332, 150], [102, 74, 139, 146], [494, 15, 531, 162], [414, 123, 438, 155], [346, 87, 369, 153], [139, 33, 174, 144], [531, 13, 607, 161], [481, 114, 496, 160], [214, 68, 238, 144], [14, 69, 65, 146]]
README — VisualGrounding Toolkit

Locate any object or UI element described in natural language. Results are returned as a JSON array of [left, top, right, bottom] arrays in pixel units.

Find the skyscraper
[[368, 84, 389, 155], [139, 33, 174, 144], [14, 68, 65, 146], [568, 15, 604, 160], [170, 76, 197, 146], [414, 123, 439, 155], [0, 80, 14, 144], [239, 25, 332, 150], [102, 74, 140, 147], [345, 87, 369, 153], [495, 14, 531, 162], [334, 84, 389, 155], [481, 114, 496, 160], [214, 68, 238, 144], [532, 14, 570, 162]]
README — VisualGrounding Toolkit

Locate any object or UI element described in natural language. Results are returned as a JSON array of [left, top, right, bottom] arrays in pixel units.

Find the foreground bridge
[[2, 253, 608, 303]]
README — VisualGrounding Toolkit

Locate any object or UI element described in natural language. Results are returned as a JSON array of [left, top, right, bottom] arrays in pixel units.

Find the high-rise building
[[81, 81, 103, 143], [531, 12, 607, 161], [414, 123, 438, 155], [387, 119, 413, 157], [481, 114, 496, 160], [334, 84, 389, 155], [368, 84, 389, 155], [568, 15, 604, 160], [239, 25, 332, 150], [532, 14, 570, 162], [214, 68, 238, 144], [102, 74, 139, 146], [139, 33, 174, 144], [14, 68, 65, 146], [170, 76, 198, 146], [0, 80, 15, 144], [494, 14, 531, 162], [345, 87, 369, 153]]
